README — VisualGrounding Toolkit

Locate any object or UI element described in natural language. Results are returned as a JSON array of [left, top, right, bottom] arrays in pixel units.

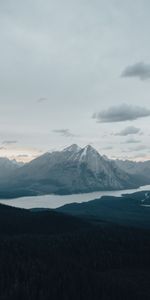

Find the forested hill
[[57, 191, 150, 229], [0, 203, 90, 235], [0, 203, 150, 299]]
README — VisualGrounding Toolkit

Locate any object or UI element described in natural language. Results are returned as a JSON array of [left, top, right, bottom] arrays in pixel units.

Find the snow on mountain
[[63, 144, 82, 153], [1, 144, 139, 196]]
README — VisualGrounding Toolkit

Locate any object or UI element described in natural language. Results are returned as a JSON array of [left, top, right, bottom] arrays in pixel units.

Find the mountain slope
[[0, 157, 21, 180], [116, 159, 150, 184]]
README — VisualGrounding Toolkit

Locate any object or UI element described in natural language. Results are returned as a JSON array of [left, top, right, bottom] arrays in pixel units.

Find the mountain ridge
[[0, 144, 143, 197]]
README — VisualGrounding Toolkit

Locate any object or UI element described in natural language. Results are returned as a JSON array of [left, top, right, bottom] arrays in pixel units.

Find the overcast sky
[[1, 0, 150, 161]]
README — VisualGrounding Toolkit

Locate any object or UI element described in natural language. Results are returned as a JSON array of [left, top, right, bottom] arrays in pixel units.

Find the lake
[[0, 185, 150, 209]]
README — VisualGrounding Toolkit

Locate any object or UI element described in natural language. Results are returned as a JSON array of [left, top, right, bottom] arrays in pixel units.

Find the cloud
[[101, 146, 113, 150], [131, 153, 148, 160], [17, 154, 29, 158], [2, 140, 18, 145], [115, 126, 141, 136], [93, 104, 150, 123], [124, 138, 141, 144], [52, 129, 76, 137], [113, 153, 148, 161], [37, 97, 48, 103], [129, 145, 148, 151], [121, 62, 150, 80]]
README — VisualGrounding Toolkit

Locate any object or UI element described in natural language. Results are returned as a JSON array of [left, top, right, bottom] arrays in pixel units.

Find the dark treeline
[[0, 203, 150, 299]]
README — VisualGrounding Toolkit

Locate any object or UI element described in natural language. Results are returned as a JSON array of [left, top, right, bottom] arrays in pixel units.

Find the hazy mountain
[[0, 144, 139, 197], [115, 159, 150, 185], [0, 157, 21, 180]]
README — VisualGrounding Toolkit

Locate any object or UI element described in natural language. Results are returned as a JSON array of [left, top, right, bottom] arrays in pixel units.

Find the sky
[[0, 0, 150, 162]]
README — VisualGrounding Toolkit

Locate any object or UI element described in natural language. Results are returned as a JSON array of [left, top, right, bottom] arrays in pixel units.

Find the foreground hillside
[[0, 203, 150, 299], [0, 203, 89, 235], [57, 190, 150, 229]]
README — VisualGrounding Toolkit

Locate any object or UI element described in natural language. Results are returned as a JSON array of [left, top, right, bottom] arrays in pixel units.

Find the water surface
[[0, 185, 150, 209]]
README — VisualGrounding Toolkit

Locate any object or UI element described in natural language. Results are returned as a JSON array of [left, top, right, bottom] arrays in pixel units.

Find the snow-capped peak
[[63, 144, 81, 153], [77, 145, 102, 173], [82, 145, 100, 156]]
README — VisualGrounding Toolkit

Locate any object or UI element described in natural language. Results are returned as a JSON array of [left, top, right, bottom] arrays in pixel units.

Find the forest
[[0, 203, 150, 299]]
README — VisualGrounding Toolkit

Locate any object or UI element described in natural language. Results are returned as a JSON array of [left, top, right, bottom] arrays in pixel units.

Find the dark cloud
[[2, 140, 18, 145], [121, 62, 150, 80], [37, 97, 48, 103], [115, 126, 141, 136], [124, 138, 141, 144], [101, 146, 113, 150], [52, 129, 76, 137], [17, 154, 29, 158], [93, 104, 150, 123], [129, 145, 148, 151]]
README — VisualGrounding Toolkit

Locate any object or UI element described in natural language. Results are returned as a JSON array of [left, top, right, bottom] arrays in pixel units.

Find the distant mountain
[[0, 144, 140, 198], [0, 157, 21, 180], [115, 159, 150, 185]]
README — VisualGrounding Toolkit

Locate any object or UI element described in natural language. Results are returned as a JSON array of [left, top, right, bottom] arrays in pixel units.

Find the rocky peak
[[63, 144, 81, 153]]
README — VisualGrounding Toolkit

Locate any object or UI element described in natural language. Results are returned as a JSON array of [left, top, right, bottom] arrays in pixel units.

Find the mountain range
[[0, 144, 150, 198]]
